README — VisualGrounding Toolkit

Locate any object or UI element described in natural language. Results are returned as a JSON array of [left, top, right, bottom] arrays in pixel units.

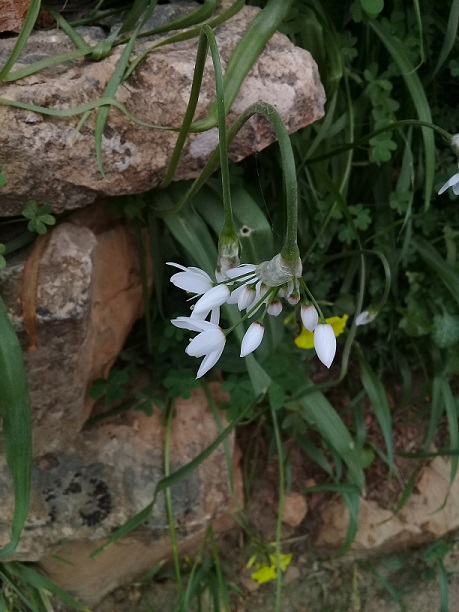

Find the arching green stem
[[158, 101, 299, 265]]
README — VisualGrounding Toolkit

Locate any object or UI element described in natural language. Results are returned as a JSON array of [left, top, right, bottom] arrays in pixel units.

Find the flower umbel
[[169, 253, 341, 377]]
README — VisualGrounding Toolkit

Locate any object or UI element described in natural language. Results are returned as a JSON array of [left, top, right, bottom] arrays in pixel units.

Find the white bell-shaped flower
[[313, 323, 336, 368], [267, 300, 282, 316], [240, 322, 265, 357], [301, 304, 319, 331]]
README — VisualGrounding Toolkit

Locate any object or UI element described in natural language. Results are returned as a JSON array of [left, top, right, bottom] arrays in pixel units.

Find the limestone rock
[[0, 0, 29, 33], [0, 4, 325, 215], [315, 457, 459, 551], [281, 492, 308, 528], [0, 387, 240, 605], [0, 208, 146, 455]]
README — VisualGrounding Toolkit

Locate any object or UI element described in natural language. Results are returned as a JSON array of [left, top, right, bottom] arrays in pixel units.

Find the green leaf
[[293, 388, 364, 490], [0, 296, 32, 558], [358, 354, 394, 473], [369, 20, 435, 211], [0, 0, 41, 81], [360, 0, 384, 17]]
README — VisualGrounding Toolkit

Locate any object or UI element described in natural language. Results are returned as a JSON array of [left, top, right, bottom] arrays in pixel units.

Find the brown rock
[[281, 492, 308, 527], [0, 208, 147, 454], [315, 457, 459, 551], [0, 386, 241, 606], [0, 0, 29, 33], [0, 4, 325, 215]]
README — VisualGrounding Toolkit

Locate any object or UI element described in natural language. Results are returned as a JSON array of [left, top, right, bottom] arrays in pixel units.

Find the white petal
[[193, 284, 230, 315], [355, 310, 377, 326], [185, 328, 226, 357], [224, 264, 257, 280], [227, 285, 245, 304], [238, 286, 256, 311], [196, 345, 225, 378], [438, 172, 459, 195], [245, 281, 270, 316], [240, 322, 265, 357], [287, 292, 300, 305], [210, 307, 220, 325], [314, 324, 336, 368], [167, 261, 188, 271], [301, 305, 319, 331], [171, 316, 216, 332], [267, 301, 282, 316], [170, 270, 213, 294]]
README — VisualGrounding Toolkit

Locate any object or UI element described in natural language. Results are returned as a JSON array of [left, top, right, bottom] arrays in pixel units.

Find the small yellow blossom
[[247, 552, 293, 585], [295, 314, 348, 349]]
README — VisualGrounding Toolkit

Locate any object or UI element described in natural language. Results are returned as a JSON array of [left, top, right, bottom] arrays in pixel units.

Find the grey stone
[[0, 210, 146, 455], [0, 4, 325, 215]]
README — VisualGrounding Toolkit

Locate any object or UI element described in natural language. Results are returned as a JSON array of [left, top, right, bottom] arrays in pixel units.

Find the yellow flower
[[295, 314, 348, 349], [247, 552, 293, 585]]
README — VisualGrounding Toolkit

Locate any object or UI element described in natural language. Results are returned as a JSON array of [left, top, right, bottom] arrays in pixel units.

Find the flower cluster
[[169, 254, 339, 378]]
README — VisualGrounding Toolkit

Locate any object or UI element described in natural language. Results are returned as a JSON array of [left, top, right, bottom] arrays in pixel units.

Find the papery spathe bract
[[313, 323, 336, 368], [301, 304, 319, 332], [240, 322, 265, 357]]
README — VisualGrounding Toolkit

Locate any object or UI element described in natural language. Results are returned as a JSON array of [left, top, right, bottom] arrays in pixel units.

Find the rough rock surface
[[0, 0, 29, 33], [0, 386, 240, 605], [316, 457, 459, 550], [0, 207, 146, 454], [0, 4, 325, 215]]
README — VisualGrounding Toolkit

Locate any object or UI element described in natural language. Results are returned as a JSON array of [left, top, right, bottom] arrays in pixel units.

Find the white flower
[[237, 285, 257, 310], [167, 262, 213, 294], [193, 284, 230, 316], [438, 171, 459, 196], [196, 345, 225, 378], [240, 322, 265, 357], [355, 309, 377, 326], [267, 301, 282, 316], [301, 305, 319, 331], [314, 323, 336, 368], [171, 316, 226, 378]]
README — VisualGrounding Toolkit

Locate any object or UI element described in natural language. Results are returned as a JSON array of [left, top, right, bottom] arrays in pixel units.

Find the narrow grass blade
[[431, 0, 459, 79], [358, 354, 394, 473], [5, 563, 89, 611], [0, 0, 41, 80], [416, 238, 459, 306], [0, 297, 31, 558], [369, 20, 435, 210], [440, 378, 459, 484], [192, 0, 295, 130], [293, 389, 364, 489], [340, 491, 360, 555], [138, 0, 218, 38], [423, 376, 444, 450]]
